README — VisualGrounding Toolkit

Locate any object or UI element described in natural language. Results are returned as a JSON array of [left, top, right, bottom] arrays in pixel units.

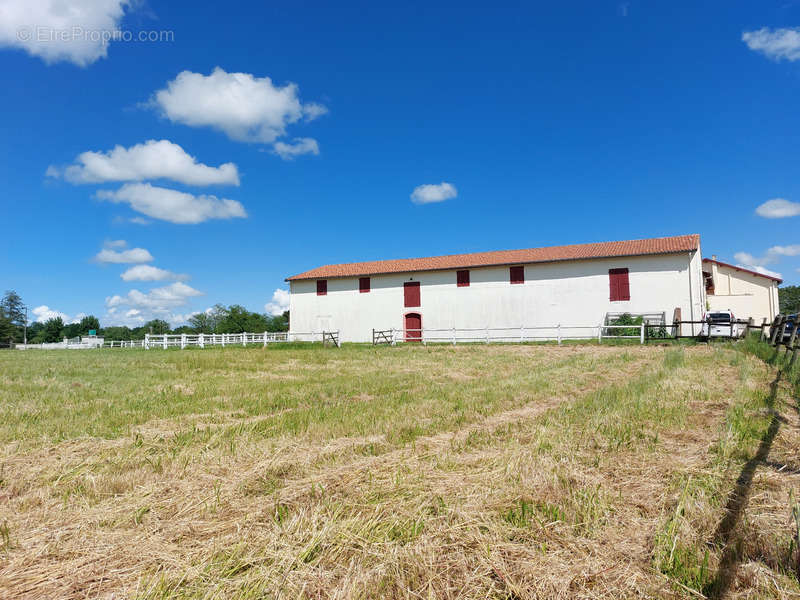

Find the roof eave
[[287, 247, 698, 282]]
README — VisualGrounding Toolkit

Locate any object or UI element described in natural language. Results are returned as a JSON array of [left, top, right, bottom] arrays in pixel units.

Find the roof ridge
[[287, 233, 701, 281]]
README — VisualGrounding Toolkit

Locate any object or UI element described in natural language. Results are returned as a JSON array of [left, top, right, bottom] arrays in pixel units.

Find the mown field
[[0, 342, 799, 599]]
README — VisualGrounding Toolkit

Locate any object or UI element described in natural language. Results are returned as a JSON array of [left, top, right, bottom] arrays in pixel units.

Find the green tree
[[79, 315, 101, 334], [217, 305, 270, 333], [779, 285, 800, 315], [0, 290, 26, 343], [188, 311, 213, 334], [37, 317, 64, 343], [143, 319, 171, 335], [0, 306, 15, 346], [100, 326, 132, 341]]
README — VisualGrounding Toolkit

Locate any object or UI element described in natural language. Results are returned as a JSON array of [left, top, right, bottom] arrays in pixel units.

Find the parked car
[[781, 314, 800, 341], [700, 310, 742, 338]]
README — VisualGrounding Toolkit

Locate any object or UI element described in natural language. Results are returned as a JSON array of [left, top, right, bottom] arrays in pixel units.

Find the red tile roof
[[287, 234, 701, 281], [702, 258, 782, 283]]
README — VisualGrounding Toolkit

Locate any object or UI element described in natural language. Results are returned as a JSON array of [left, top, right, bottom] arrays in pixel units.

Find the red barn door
[[405, 313, 422, 342]]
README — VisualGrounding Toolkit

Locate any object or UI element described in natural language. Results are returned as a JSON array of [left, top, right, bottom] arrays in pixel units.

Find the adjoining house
[[287, 234, 706, 343], [702, 257, 781, 325]]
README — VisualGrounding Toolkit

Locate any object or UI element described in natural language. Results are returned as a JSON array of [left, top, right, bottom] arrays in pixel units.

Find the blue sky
[[3, 1, 800, 326]]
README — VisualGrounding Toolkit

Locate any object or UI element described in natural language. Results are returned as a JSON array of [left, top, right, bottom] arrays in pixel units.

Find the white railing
[[375, 323, 647, 345], [138, 331, 327, 350]]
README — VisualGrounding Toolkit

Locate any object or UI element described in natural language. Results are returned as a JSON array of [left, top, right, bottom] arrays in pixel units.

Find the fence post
[[557, 324, 562, 345], [199, 333, 204, 348], [769, 315, 784, 346], [181, 334, 186, 349], [391, 328, 396, 346], [222, 333, 226, 348], [788, 321, 800, 353], [162, 335, 167, 350], [452, 327, 456, 346], [640, 323, 645, 345], [485, 325, 489, 344], [243, 332, 247, 347], [597, 324, 602, 344], [145, 333, 150, 350]]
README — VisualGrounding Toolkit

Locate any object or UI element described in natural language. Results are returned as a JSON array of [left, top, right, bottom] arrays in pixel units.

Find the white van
[[700, 310, 741, 338]]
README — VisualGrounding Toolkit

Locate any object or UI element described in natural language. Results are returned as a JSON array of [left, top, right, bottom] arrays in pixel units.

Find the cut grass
[[0, 343, 798, 598]]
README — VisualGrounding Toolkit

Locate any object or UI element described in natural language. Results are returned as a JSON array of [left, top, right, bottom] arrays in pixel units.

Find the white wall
[[290, 251, 701, 342], [706, 262, 779, 324]]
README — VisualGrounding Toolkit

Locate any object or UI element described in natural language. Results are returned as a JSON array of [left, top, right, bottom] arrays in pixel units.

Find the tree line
[[0, 290, 288, 346]]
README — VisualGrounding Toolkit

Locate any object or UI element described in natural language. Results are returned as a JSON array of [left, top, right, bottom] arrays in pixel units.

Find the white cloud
[[31, 305, 85, 324], [768, 244, 800, 257], [265, 288, 290, 316], [96, 183, 247, 224], [733, 251, 764, 266], [742, 27, 800, 62], [755, 198, 800, 219], [733, 244, 800, 275], [94, 240, 153, 264], [105, 282, 203, 325], [410, 182, 458, 205], [736, 264, 783, 279], [0, 0, 129, 67], [151, 67, 327, 143], [272, 137, 320, 160], [48, 140, 240, 186], [121, 264, 188, 282]]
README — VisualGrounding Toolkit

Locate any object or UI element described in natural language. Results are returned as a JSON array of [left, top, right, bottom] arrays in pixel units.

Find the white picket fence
[[374, 323, 647, 345], [130, 331, 331, 349]]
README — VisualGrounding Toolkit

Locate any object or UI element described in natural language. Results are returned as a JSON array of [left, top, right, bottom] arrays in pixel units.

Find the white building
[[702, 258, 781, 325], [287, 234, 705, 343]]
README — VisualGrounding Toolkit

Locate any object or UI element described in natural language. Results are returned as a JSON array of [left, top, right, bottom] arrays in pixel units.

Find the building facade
[[287, 234, 705, 343], [703, 258, 781, 324]]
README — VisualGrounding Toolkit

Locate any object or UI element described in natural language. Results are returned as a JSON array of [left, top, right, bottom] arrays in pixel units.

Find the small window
[[510, 266, 524, 285], [609, 268, 630, 301], [316, 280, 327, 296], [457, 270, 470, 287], [359, 277, 370, 293]]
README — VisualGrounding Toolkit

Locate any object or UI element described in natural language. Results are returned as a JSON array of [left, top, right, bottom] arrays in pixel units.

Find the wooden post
[[769, 315, 784, 346], [162, 335, 167, 350], [760, 318, 768, 342], [199, 333, 204, 348], [788, 321, 800, 352], [743, 318, 753, 339], [597, 324, 602, 343], [557, 323, 562, 345], [452, 327, 456, 346], [145, 333, 150, 349], [640, 322, 645, 345], [485, 326, 489, 344], [243, 332, 247, 347], [181, 334, 186, 349]]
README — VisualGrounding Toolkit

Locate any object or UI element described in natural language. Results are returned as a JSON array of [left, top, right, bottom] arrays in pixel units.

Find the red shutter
[[316, 280, 327, 296], [457, 270, 470, 287], [404, 282, 420, 307], [609, 269, 630, 301], [359, 277, 370, 293], [510, 266, 524, 284]]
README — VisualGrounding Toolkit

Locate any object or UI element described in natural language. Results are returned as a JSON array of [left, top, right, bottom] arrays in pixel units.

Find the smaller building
[[702, 258, 781, 324]]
